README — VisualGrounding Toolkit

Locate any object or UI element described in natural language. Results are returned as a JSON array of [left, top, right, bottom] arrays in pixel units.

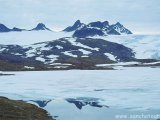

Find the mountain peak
[[31, 23, 51, 31], [103, 21, 109, 26], [37, 23, 46, 27], [111, 22, 132, 34], [88, 21, 109, 29], [0, 24, 11, 32], [72, 20, 132, 37], [12, 27, 25, 32], [115, 22, 123, 27], [63, 20, 85, 32], [74, 20, 81, 26]]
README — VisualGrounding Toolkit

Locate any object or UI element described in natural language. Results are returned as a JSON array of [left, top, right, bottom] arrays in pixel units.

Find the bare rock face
[[0, 97, 54, 120]]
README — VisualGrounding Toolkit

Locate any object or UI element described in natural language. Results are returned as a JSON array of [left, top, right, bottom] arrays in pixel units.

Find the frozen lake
[[0, 67, 160, 120]]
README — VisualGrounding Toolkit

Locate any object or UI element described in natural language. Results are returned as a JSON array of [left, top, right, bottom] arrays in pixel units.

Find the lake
[[0, 67, 160, 120]]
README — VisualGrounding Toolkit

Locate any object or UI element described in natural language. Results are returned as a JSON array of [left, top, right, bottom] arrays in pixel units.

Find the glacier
[[92, 34, 160, 60]]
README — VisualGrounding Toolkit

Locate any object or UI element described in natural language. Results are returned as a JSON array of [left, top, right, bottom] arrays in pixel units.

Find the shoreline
[[0, 96, 55, 120]]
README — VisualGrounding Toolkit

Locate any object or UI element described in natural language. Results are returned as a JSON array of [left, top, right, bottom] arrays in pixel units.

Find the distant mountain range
[[0, 20, 132, 38], [63, 20, 132, 37], [0, 23, 51, 32]]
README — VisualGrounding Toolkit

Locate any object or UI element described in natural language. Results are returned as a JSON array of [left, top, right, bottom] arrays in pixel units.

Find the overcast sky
[[0, 0, 160, 34]]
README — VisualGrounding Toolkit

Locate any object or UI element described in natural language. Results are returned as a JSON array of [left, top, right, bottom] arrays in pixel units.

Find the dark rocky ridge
[[31, 23, 52, 31], [63, 20, 132, 37], [0, 37, 159, 70], [0, 37, 135, 70], [0, 24, 11, 32], [0, 20, 132, 38], [63, 20, 85, 32], [0, 23, 51, 32]]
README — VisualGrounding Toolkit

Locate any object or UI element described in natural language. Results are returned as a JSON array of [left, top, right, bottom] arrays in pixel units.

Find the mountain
[[12, 27, 26, 32], [0, 37, 135, 70], [0, 20, 132, 36], [31, 23, 52, 31], [0, 24, 26, 32], [110, 22, 132, 34], [63, 20, 132, 37], [63, 20, 85, 32], [0, 35, 160, 70], [0, 24, 11, 32], [0, 23, 51, 32]]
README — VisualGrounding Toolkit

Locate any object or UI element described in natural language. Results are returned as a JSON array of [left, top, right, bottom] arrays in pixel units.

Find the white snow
[[92, 35, 160, 60], [49, 63, 72, 66], [0, 48, 6, 52], [66, 37, 97, 51], [25, 48, 36, 57], [47, 55, 58, 63], [53, 66, 69, 69], [24, 43, 53, 57], [0, 67, 160, 111], [143, 61, 160, 65], [40, 46, 52, 51], [78, 49, 91, 55], [36, 57, 46, 62], [63, 51, 77, 57], [94, 48, 99, 51], [56, 45, 63, 49], [0, 31, 73, 45], [96, 62, 140, 67], [24, 66, 35, 69], [14, 53, 22, 56], [81, 56, 89, 57], [104, 53, 116, 61]]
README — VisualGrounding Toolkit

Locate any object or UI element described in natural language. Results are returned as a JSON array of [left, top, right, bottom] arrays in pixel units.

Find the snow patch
[[56, 45, 63, 49], [92, 35, 160, 60], [24, 66, 35, 69], [79, 49, 92, 55], [63, 51, 77, 57], [46, 55, 59, 63], [36, 57, 45, 62], [104, 53, 116, 61]]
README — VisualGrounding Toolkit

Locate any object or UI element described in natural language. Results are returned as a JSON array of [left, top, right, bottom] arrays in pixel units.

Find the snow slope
[[92, 34, 160, 60], [0, 31, 73, 45]]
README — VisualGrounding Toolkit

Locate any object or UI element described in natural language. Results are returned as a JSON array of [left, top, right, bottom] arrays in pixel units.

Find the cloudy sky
[[0, 0, 160, 34]]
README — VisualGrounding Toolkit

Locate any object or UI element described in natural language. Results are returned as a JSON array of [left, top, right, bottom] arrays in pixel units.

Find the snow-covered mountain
[[63, 20, 132, 38], [63, 20, 85, 32], [0, 28, 159, 63], [0, 23, 51, 32], [0, 24, 25, 32], [93, 35, 160, 60], [0, 37, 135, 69], [110, 22, 132, 35], [0, 20, 132, 38], [0, 24, 11, 32], [31, 23, 52, 31], [0, 21, 159, 70]]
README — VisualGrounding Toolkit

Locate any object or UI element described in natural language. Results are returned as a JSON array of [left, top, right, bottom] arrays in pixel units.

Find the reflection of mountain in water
[[66, 97, 109, 110], [30, 100, 52, 108]]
